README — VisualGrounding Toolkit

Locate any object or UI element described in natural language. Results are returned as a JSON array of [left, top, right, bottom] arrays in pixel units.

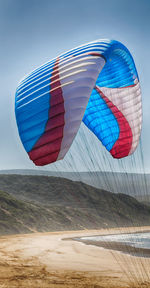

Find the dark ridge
[[0, 174, 149, 235]]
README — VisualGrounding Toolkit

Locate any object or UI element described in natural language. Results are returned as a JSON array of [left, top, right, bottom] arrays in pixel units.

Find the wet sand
[[0, 227, 150, 287], [72, 234, 150, 258], [73, 239, 150, 257]]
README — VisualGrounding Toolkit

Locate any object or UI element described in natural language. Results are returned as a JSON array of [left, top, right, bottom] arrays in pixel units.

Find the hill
[[0, 174, 150, 235], [0, 169, 149, 200]]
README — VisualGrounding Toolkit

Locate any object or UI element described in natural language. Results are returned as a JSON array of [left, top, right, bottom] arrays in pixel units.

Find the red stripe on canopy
[[95, 86, 133, 158], [28, 58, 65, 166]]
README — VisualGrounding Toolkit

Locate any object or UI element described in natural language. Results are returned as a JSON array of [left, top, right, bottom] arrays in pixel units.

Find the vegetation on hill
[[0, 175, 149, 235]]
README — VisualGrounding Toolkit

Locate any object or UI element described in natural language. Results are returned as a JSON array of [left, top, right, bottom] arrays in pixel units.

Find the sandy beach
[[0, 227, 150, 287]]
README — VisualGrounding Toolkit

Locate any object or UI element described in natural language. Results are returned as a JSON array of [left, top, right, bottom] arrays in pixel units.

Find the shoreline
[[63, 227, 150, 258], [72, 239, 150, 258]]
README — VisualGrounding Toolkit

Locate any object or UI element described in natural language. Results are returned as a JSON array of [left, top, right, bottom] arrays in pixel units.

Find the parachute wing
[[15, 40, 142, 165]]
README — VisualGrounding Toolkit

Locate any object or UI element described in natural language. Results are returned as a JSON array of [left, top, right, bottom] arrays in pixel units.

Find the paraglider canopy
[[15, 40, 142, 166]]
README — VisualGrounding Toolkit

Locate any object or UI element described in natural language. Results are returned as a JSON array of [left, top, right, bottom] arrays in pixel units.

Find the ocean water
[[80, 232, 150, 249]]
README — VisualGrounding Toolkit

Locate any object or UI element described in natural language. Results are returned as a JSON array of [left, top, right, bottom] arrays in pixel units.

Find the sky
[[0, 0, 150, 172]]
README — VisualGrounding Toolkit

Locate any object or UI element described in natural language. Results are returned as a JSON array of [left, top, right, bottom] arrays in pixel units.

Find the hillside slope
[[0, 169, 149, 198], [0, 175, 150, 235]]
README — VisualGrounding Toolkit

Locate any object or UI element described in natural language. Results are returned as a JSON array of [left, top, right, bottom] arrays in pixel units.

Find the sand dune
[[0, 227, 150, 287]]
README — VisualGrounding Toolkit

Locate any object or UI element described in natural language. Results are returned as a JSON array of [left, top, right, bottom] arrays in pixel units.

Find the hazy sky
[[0, 0, 149, 172]]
